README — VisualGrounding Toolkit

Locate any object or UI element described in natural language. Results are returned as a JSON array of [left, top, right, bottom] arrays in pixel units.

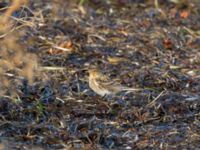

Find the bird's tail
[[121, 87, 155, 91], [121, 87, 143, 91]]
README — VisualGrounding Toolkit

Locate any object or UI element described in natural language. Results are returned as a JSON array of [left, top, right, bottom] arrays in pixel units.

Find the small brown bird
[[88, 68, 142, 97]]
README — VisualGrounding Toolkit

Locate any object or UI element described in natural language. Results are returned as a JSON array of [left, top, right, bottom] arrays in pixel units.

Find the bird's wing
[[100, 79, 123, 93], [96, 76, 120, 86]]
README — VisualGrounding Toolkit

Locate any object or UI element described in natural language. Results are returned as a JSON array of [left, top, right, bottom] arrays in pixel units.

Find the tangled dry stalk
[[0, 0, 38, 95]]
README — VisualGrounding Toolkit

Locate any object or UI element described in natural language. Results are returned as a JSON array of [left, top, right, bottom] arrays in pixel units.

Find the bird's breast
[[89, 78, 111, 96]]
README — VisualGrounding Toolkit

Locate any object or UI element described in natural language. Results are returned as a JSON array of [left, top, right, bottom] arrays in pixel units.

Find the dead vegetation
[[0, 0, 38, 96], [0, 0, 200, 149]]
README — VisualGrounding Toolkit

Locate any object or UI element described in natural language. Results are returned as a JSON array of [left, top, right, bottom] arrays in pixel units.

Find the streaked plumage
[[88, 69, 142, 96]]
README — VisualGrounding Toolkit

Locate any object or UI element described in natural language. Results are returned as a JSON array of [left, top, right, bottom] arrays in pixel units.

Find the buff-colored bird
[[88, 68, 142, 97]]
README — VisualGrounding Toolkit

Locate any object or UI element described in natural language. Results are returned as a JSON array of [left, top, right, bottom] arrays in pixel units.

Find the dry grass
[[0, 0, 38, 95], [0, 1, 199, 149]]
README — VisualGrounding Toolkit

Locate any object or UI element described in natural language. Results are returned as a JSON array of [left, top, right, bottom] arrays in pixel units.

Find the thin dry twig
[[146, 90, 166, 107], [38, 36, 74, 52], [40, 66, 66, 70], [52, 45, 73, 52]]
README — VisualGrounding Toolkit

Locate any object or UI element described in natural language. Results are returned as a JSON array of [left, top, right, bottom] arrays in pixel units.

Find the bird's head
[[88, 68, 100, 78]]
